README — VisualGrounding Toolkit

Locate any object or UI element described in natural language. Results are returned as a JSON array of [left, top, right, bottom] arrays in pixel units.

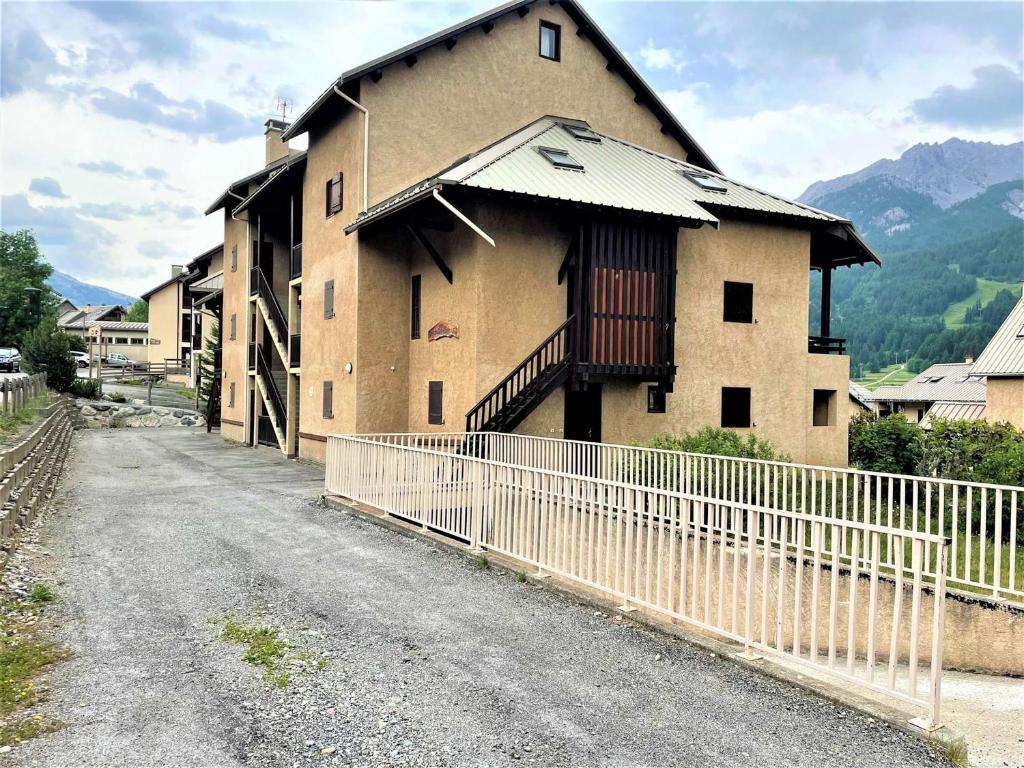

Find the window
[[723, 281, 753, 324], [324, 280, 335, 319], [564, 123, 600, 143], [428, 381, 443, 425], [647, 385, 666, 414], [721, 387, 751, 428], [539, 20, 560, 60], [410, 275, 422, 340], [682, 171, 727, 193], [812, 389, 836, 427], [130, 337, 145, 345], [231, 245, 237, 272], [323, 381, 334, 419], [115, 337, 128, 345], [538, 146, 584, 171], [325, 173, 343, 217], [229, 313, 237, 341], [228, 382, 235, 408]]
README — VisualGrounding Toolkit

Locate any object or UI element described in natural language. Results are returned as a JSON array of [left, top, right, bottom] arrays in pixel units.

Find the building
[[57, 304, 148, 361], [140, 245, 224, 385], [971, 292, 1024, 429], [848, 381, 874, 421], [872, 362, 986, 426], [206, 0, 878, 466]]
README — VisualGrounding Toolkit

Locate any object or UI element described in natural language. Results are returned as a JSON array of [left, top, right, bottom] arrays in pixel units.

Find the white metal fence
[[327, 433, 950, 729], [355, 432, 1022, 604]]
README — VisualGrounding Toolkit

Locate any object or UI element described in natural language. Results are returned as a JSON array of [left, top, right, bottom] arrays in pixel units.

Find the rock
[[81, 405, 97, 416], [133, 407, 152, 416], [142, 414, 161, 427], [159, 416, 178, 426], [101, 394, 114, 401], [125, 416, 143, 428], [171, 409, 186, 418], [180, 417, 196, 426], [320, 746, 336, 756], [152, 407, 169, 416], [91, 402, 112, 412]]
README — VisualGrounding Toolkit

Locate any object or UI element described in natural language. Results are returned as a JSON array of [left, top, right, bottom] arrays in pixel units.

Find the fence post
[[469, 458, 483, 552], [911, 541, 947, 732]]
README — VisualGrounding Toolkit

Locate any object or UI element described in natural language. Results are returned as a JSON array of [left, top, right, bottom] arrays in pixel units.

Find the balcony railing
[[808, 335, 846, 355], [291, 243, 302, 280], [289, 334, 301, 369]]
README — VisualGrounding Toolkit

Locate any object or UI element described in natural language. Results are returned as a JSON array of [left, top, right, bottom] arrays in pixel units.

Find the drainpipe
[[333, 85, 368, 212], [229, 190, 246, 221], [432, 188, 495, 247]]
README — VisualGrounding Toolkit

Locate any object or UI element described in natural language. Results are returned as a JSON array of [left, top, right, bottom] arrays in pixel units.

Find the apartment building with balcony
[[206, 0, 877, 466]]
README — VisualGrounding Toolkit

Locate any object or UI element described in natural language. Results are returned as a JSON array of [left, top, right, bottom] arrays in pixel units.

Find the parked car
[[69, 350, 89, 368], [0, 348, 21, 372], [104, 353, 140, 369]]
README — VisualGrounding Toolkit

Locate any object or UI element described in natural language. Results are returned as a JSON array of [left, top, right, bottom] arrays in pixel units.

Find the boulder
[[180, 417, 196, 426], [81, 405, 97, 417], [125, 416, 143, 428], [133, 407, 152, 416], [159, 416, 178, 426], [142, 414, 161, 427], [91, 402, 112, 412], [171, 409, 186, 418], [152, 407, 169, 416]]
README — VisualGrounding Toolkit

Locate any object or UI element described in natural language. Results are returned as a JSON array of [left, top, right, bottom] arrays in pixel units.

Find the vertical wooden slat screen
[[322, 381, 334, 419], [428, 381, 443, 425], [411, 275, 422, 340], [324, 280, 335, 319]]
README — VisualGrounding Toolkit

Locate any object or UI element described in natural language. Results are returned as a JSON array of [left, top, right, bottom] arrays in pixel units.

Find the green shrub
[[640, 427, 790, 462], [20, 322, 76, 393], [68, 379, 101, 400], [109, 392, 126, 403], [848, 413, 923, 475]]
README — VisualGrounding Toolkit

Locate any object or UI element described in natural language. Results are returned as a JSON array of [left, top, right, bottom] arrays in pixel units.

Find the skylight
[[538, 146, 584, 171], [682, 171, 727, 193], [564, 124, 601, 143], [1017, 323, 1024, 338]]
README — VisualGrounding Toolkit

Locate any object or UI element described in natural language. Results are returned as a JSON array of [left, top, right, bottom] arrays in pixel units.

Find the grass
[[854, 364, 916, 391], [0, 395, 49, 442], [472, 554, 489, 570], [28, 585, 54, 604], [0, 596, 69, 746], [216, 618, 292, 688], [108, 392, 126, 404], [515, 571, 528, 583], [940, 738, 969, 768], [178, 388, 198, 402], [942, 277, 1016, 329]]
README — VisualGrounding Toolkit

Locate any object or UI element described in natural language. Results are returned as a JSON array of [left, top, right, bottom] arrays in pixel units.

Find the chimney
[[172, 265, 184, 277], [965, 354, 974, 365], [265, 118, 290, 166]]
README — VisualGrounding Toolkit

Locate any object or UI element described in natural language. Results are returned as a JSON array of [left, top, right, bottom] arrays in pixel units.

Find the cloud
[[74, 1, 195, 65], [1, 193, 117, 274], [29, 177, 68, 199], [912, 64, 1024, 130], [0, 26, 62, 96], [639, 39, 686, 73], [90, 81, 264, 142], [195, 15, 271, 43], [80, 201, 200, 221], [78, 160, 168, 181]]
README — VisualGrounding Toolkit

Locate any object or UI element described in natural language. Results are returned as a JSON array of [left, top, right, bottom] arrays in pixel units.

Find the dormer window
[[539, 21, 560, 61], [682, 171, 727, 193], [538, 146, 583, 171], [564, 124, 601, 143]]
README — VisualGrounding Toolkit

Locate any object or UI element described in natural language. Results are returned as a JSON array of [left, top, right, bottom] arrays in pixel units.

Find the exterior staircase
[[254, 346, 286, 449], [252, 267, 289, 366]]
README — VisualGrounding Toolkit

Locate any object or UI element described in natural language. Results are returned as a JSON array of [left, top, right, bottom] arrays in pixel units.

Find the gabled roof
[[60, 304, 124, 325], [346, 117, 878, 266], [872, 362, 986, 404], [232, 152, 307, 216], [281, 0, 720, 173], [140, 272, 184, 301], [61, 319, 148, 332], [921, 401, 987, 429], [849, 381, 873, 410], [186, 243, 224, 272], [205, 149, 305, 215], [970, 294, 1024, 377]]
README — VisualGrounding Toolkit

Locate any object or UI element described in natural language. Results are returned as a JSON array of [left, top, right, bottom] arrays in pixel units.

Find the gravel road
[[11, 429, 950, 768]]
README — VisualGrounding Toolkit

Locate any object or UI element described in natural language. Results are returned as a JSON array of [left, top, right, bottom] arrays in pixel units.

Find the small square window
[[538, 146, 583, 171], [647, 385, 666, 414], [564, 124, 601, 143], [723, 281, 753, 324], [539, 20, 560, 61], [721, 387, 751, 428], [813, 389, 836, 427], [682, 171, 727, 193]]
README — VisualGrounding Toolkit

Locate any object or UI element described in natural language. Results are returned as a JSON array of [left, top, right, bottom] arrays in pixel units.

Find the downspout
[[333, 85, 369, 212], [432, 188, 495, 247], [228, 190, 246, 221]]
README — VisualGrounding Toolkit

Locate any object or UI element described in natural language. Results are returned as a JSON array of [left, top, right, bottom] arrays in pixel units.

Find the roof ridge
[[454, 120, 561, 183]]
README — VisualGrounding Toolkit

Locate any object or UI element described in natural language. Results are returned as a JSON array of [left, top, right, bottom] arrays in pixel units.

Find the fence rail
[[327, 433, 949, 728], [355, 432, 1022, 604], [1, 374, 47, 416]]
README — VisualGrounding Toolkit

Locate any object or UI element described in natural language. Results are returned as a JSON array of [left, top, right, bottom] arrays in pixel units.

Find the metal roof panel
[[970, 296, 1024, 376]]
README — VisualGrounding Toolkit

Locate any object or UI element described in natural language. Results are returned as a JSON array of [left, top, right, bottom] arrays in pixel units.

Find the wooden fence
[[1, 374, 47, 416]]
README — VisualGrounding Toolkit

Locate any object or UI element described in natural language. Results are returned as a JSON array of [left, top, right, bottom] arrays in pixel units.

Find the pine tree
[[198, 321, 219, 403]]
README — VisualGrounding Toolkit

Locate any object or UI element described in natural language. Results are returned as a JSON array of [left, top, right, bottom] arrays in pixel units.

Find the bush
[[68, 379, 101, 399], [848, 413, 922, 475], [640, 427, 791, 462], [20, 322, 76, 392], [65, 335, 86, 353], [109, 392, 126, 403]]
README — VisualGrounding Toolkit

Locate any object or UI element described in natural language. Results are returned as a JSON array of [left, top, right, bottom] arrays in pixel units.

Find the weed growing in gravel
[[28, 584, 54, 604], [515, 571, 527, 583], [218, 618, 292, 688], [472, 554, 489, 570], [109, 392, 127, 403], [941, 739, 968, 768]]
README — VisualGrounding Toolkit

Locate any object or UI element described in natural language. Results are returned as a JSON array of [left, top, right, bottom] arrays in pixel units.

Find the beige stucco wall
[[220, 213, 249, 443], [986, 376, 1024, 429], [146, 281, 180, 365]]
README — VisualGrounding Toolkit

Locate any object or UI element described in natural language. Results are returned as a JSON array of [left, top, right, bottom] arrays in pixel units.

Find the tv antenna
[[275, 97, 292, 122]]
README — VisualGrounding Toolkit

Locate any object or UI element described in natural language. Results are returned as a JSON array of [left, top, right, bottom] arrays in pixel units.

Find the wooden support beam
[[408, 226, 453, 284], [517, 5, 530, 17], [482, 20, 494, 33], [820, 265, 832, 338], [445, 37, 458, 50], [370, 69, 383, 83], [557, 233, 578, 285], [404, 54, 418, 68]]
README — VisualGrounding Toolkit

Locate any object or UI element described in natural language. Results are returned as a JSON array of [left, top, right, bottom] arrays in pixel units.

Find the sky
[[1, 1, 1022, 297]]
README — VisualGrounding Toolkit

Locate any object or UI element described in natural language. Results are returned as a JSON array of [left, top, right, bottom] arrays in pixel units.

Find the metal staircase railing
[[252, 267, 288, 345], [465, 315, 576, 433], [255, 345, 285, 433]]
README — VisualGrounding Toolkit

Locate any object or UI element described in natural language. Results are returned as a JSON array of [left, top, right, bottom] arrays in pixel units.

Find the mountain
[[46, 270, 138, 309], [799, 139, 1024, 375], [800, 138, 1024, 209]]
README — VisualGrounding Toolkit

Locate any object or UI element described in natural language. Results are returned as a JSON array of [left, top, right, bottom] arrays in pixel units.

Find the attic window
[[1017, 323, 1024, 338], [682, 171, 727, 193], [564, 124, 601, 143], [539, 21, 560, 61], [931, 376, 945, 383], [538, 146, 583, 171]]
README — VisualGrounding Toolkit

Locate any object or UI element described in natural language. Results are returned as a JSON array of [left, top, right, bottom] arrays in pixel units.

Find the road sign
[[87, 325, 101, 340]]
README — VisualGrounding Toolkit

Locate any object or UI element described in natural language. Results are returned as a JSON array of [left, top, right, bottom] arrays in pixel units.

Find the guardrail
[[356, 432, 1022, 605], [1, 398, 72, 553], [327, 433, 949, 729], [1, 374, 47, 416]]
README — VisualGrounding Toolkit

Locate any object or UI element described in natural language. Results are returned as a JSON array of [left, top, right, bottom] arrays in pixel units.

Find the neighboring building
[[872, 362, 986, 426], [56, 296, 77, 317], [58, 304, 148, 361], [206, 0, 878, 467], [848, 381, 874, 421], [971, 292, 1024, 429]]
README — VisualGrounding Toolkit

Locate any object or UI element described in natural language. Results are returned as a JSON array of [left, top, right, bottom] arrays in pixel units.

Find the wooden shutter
[[410, 275, 421, 339], [229, 313, 236, 340], [228, 381, 235, 408], [322, 381, 333, 418], [231, 245, 237, 272], [324, 280, 334, 319], [428, 381, 443, 425], [326, 173, 343, 216]]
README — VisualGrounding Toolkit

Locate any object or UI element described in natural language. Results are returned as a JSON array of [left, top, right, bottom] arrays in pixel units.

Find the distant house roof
[[849, 381, 873, 410], [205, 150, 305, 215], [970, 294, 1024, 377], [61, 320, 148, 333], [281, 0, 720, 173], [346, 117, 878, 266], [872, 362, 987, 404], [58, 304, 125, 327], [920, 401, 987, 430]]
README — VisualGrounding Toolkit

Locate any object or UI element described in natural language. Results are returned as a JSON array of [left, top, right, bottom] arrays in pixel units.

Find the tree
[[0, 229, 57, 346], [126, 299, 149, 322], [198, 321, 219, 402], [66, 334, 87, 352], [21, 321, 77, 392], [848, 414, 923, 475]]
